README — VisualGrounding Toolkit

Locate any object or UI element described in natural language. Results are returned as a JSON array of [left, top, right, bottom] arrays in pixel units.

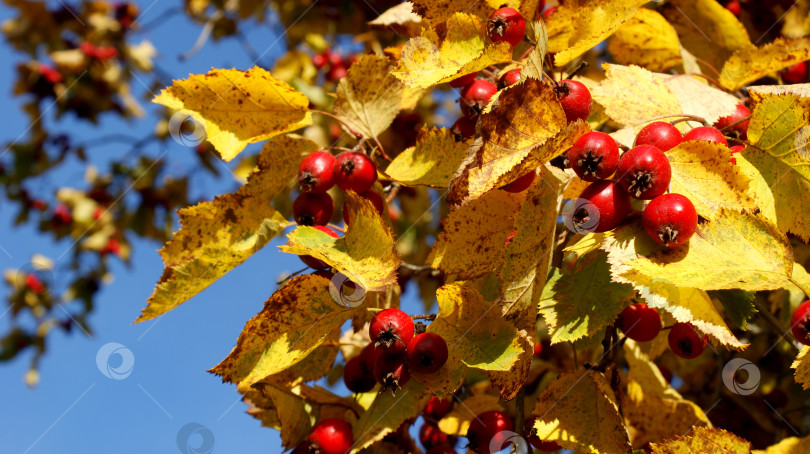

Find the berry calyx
[[555, 79, 593, 123], [466, 410, 515, 454], [526, 418, 562, 451], [343, 189, 385, 225], [790, 300, 810, 346], [572, 180, 631, 233], [782, 61, 808, 84], [299, 226, 340, 269], [668, 322, 708, 359], [373, 352, 411, 394], [460, 80, 497, 117], [642, 193, 698, 248], [299, 151, 336, 193], [293, 192, 334, 226], [500, 171, 535, 193], [407, 332, 449, 374], [423, 396, 453, 420], [487, 7, 526, 47], [334, 152, 377, 194], [307, 418, 354, 454], [618, 303, 662, 342], [500, 68, 522, 88], [635, 121, 682, 152], [419, 423, 449, 449], [568, 131, 620, 181], [451, 117, 476, 141], [369, 308, 415, 352], [449, 72, 477, 88], [714, 103, 750, 138], [616, 145, 672, 200], [343, 355, 376, 393], [683, 126, 728, 147]]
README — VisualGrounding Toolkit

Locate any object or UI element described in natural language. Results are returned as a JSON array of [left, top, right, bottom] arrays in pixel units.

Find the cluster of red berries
[[311, 50, 356, 82], [618, 303, 709, 359], [79, 42, 119, 61], [343, 308, 449, 395], [418, 396, 457, 453]]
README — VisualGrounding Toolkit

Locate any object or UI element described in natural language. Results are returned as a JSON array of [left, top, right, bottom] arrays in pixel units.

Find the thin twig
[[410, 314, 437, 321], [752, 297, 799, 354]]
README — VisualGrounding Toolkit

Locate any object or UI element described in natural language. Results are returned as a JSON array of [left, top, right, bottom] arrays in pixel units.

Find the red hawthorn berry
[[487, 7, 527, 47], [533, 341, 542, 357], [466, 410, 515, 454], [95, 46, 119, 61], [79, 42, 98, 58], [568, 131, 620, 181], [25, 274, 45, 294], [500, 68, 522, 88], [668, 322, 708, 359], [326, 64, 348, 82], [102, 238, 121, 257], [460, 80, 497, 117], [423, 396, 454, 420], [714, 104, 750, 138], [419, 423, 448, 449], [38, 64, 63, 84], [360, 343, 384, 373], [555, 80, 593, 123], [327, 51, 344, 68], [373, 352, 411, 394], [407, 332, 449, 374], [53, 204, 73, 224], [525, 418, 562, 452], [334, 152, 377, 194], [790, 300, 810, 346], [451, 117, 476, 141], [642, 193, 698, 248], [635, 121, 682, 152], [293, 192, 334, 226], [449, 72, 477, 88], [299, 226, 339, 269], [299, 151, 336, 193], [312, 53, 328, 69], [500, 171, 535, 193], [307, 418, 354, 454], [343, 355, 377, 393], [31, 199, 47, 211], [658, 364, 673, 383], [724, 0, 741, 16], [683, 126, 728, 147], [783, 61, 808, 84], [618, 303, 662, 342], [616, 145, 672, 200], [370, 308, 414, 352], [572, 180, 631, 233]]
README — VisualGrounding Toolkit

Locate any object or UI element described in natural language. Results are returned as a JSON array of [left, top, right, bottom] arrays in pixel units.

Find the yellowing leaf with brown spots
[[719, 38, 810, 92], [210, 275, 361, 391], [392, 13, 513, 88], [544, 0, 649, 67], [532, 369, 630, 454], [152, 67, 311, 162], [607, 8, 682, 72], [651, 427, 751, 453], [280, 192, 400, 292], [334, 54, 405, 141], [792, 346, 810, 390], [351, 380, 431, 453], [666, 141, 757, 221], [591, 64, 681, 127], [662, 0, 750, 77], [385, 127, 470, 188], [410, 0, 540, 27], [427, 190, 522, 279], [438, 394, 503, 436], [523, 19, 549, 81], [136, 135, 316, 322]]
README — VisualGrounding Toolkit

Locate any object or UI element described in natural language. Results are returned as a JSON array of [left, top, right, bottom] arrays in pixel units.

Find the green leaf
[[709, 290, 756, 331], [351, 379, 431, 453]]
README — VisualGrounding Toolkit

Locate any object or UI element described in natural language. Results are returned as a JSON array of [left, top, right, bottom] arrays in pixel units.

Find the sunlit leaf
[[650, 427, 751, 453], [608, 8, 682, 72], [437, 394, 503, 435], [591, 64, 681, 127], [385, 127, 470, 188], [719, 38, 810, 92], [792, 346, 810, 390], [351, 380, 431, 453]]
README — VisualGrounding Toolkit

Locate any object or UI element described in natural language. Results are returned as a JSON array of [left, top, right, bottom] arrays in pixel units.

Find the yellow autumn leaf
[[608, 8, 683, 72], [351, 379, 431, 453], [522, 19, 549, 81], [783, 0, 810, 39], [655, 73, 741, 127], [280, 192, 400, 292], [755, 434, 810, 454], [545, 0, 649, 67], [662, 0, 750, 77], [719, 38, 810, 92], [650, 427, 751, 453], [136, 135, 315, 322], [210, 275, 361, 391], [666, 141, 757, 221], [427, 190, 522, 279], [152, 67, 312, 162], [591, 64, 681, 127], [437, 394, 504, 436], [792, 346, 810, 390], [384, 127, 470, 188], [486, 304, 535, 399], [392, 13, 513, 88], [410, 0, 539, 27], [368, 2, 422, 33], [532, 368, 631, 454], [334, 54, 405, 140]]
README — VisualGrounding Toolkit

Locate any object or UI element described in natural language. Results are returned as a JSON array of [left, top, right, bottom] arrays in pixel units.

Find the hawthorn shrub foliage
[[131, 0, 810, 452]]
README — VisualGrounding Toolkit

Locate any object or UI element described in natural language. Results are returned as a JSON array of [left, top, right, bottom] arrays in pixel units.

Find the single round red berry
[[299, 226, 339, 269], [343, 189, 385, 225], [568, 131, 620, 181], [724, 0, 741, 16], [500, 68, 522, 88], [572, 180, 631, 233], [334, 152, 377, 194], [525, 418, 561, 451], [533, 341, 542, 357], [451, 117, 476, 141], [25, 274, 45, 294], [500, 171, 535, 193], [555, 79, 592, 123], [360, 343, 384, 372], [326, 51, 344, 68], [714, 104, 750, 138], [783, 61, 808, 84], [307, 418, 353, 454], [423, 396, 454, 420], [369, 308, 415, 352], [668, 323, 708, 359], [373, 352, 410, 393], [460, 80, 497, 117], [487, 7, 526, 47], [642, 193, 698, 248], [616, 145, 672, 200], [635, 121, 683, 152], [618, 303, 662, 342], [326, 64, 348, 82], [407, 332, 449, 374], [790, 300, 810, 346], [293, 192, 334, 226], [343, 355, 376, 393], [419, 423, 449, 449], [312, 53, 328, 69], [683, 126, 728, 147], [449, 72, 477, 88], [299, 151, 336, 193], [467, 410, 515, 454]]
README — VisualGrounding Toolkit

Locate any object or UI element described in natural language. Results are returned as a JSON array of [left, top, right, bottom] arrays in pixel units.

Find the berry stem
[[718, 115, 751, 133], [400, 262, 433, 273], [276, 267, 309, 285], [311, 109, 364, 139], [630, 114, 708, 127]]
